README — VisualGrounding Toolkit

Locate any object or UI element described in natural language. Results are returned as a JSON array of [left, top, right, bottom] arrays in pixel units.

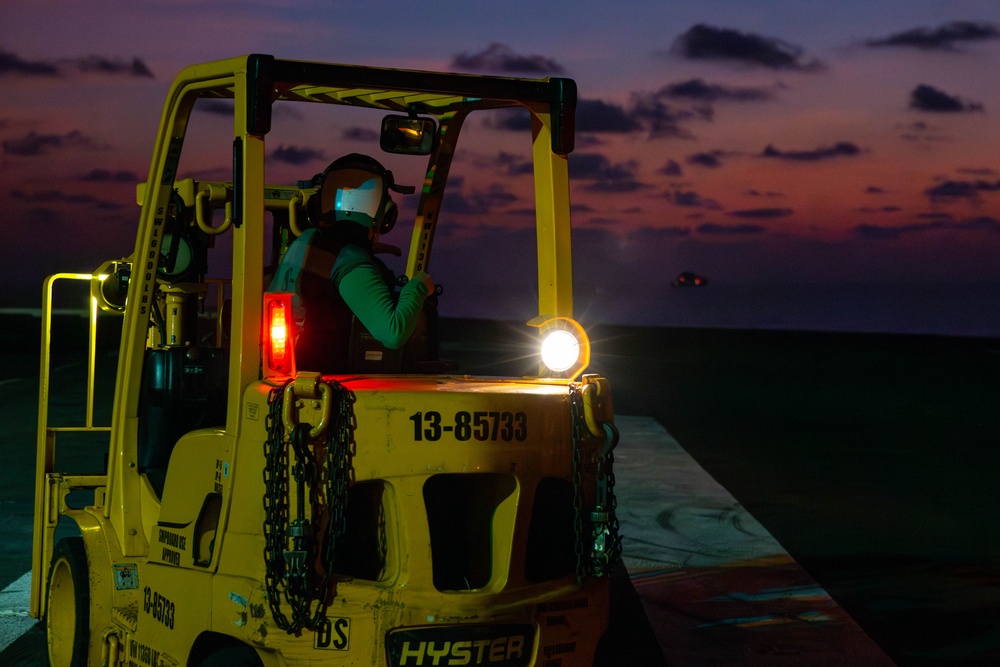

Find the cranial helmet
[[313, 153, 414, 234]]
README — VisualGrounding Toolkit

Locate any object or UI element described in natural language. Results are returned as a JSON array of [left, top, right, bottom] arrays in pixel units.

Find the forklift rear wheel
[[46, 537, 90, 667]]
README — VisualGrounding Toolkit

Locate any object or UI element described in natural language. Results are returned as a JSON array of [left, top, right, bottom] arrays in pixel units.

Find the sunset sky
[[3, 1, 1000, 335]]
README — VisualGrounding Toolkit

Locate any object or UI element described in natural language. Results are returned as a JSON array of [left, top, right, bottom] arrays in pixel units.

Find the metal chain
[[311, 380, 356, 629], [263, 379, 355, 634], [568, 384, 587, 586], [568, 383, 622, 583], [263, 381, 292, 630], [591, 422, 623, 577], [606, 443, 621, 563]]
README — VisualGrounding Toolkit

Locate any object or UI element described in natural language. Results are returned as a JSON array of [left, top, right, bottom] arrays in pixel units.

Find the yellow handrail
[[30, 273, 115, 618]]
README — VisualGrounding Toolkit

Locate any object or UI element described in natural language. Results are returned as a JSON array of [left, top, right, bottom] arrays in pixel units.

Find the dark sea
[[3, 307, 1000, 664], [436, 281, 1000, 339]]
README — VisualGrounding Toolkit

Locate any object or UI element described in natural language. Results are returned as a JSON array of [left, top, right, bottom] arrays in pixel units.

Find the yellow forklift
[[31, 55, 621, 666]]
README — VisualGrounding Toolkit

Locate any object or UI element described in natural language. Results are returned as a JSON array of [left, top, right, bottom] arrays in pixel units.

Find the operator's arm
[[334, 246, 430, 349]]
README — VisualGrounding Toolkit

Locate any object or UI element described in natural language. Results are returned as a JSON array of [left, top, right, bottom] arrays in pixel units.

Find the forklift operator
[[269, 153, 434, 371]]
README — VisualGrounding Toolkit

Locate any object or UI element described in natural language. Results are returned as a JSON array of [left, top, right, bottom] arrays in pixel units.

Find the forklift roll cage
[[112, 54, 578, 555], [32, 54, 619, 667]]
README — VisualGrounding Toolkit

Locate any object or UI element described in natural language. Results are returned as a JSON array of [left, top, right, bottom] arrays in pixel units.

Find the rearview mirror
[[380, 115, 437, 155]]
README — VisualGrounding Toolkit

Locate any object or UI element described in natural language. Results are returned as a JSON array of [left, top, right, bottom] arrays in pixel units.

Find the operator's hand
[[415, 271, 435, 294]]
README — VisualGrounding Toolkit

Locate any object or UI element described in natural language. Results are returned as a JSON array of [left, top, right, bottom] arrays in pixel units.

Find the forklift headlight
[[529, 316, 591, 380], [541, 330, 580, 372]]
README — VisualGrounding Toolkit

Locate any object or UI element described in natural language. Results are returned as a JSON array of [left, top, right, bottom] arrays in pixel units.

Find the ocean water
[[6, 280, 996, 340], [437, 281, 1000, 339]]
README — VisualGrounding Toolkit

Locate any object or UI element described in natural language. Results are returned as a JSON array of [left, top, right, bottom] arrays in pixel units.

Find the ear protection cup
[[379, 199, 397, 235], [305, 187, 323, 228]]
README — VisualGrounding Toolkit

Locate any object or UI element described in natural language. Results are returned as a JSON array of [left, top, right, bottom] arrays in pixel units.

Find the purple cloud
[[270, 145, 326, 166], [2, 130, 108, 156], [570, 153, 650, 193], [576, 99, 641, 133], [0, 49, 58, 76], [761, 142, 862, 161], [80, 168, 139, 183], [629, 88, 710, 139], [727, 207, 793, 219], [75, 55, 153, 78], [909, 85, 983, 113], [10, 188, 124, 210], [671, 24, 823, 71], [925, 178, 1000, 202], [866, 22, 1000, 51], [697, 222, 766, 235], [0, 48, 153, 78], [686, 151, 726, 168], [853, 216, 1000, 239], [658, 160, 683, 177], [341, 126, 379, 142], [442, 183, 519, 215], [659, 78, 773, 102], [452, 43, 565, 74]]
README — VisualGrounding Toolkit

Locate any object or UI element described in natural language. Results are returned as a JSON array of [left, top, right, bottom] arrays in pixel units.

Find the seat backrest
[[137, 346, 229, 495]]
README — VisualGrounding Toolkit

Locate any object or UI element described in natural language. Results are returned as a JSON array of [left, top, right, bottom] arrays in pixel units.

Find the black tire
[[199, 644, 265, 667], [46, 537, 90, 667]]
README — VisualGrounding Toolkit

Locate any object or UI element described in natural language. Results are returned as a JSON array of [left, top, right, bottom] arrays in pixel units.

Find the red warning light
[[264, 292, 295, 377]]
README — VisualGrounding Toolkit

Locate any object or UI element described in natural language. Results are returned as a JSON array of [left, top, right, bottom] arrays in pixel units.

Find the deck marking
[[0, 572, 37, 652]]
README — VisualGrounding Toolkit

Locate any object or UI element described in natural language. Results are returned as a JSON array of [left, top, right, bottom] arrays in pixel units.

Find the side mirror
[[380, 115, 437, 155], [92, 259, 131, 314]]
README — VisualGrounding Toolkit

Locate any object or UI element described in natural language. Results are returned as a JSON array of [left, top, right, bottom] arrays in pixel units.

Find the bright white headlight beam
[[541, 329, 580, 373]]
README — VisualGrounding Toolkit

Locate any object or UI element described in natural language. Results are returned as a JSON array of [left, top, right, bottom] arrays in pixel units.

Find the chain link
[[591, 421, 622, 577], [312, 380, 355, 628], [568, 384, 587, 586], [263, 381, 292, 630], [263, 379, 355, 634], [568, 382, 622, 584]]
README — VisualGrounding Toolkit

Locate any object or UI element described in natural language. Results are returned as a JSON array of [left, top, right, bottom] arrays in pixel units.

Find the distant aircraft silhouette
[[673, 271, 708, 287]]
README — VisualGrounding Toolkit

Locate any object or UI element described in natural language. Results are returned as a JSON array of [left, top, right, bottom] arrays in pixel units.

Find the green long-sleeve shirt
[[333, 244, 429, 348], [269, 228, 429, 349]]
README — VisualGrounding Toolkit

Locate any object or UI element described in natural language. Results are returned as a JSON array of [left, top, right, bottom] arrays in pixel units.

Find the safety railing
[[30, 272, 116, 618]]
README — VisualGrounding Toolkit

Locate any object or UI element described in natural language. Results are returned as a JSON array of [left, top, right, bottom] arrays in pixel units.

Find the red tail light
[[264, 292, 296, 377], [271, 305, 289, 356]]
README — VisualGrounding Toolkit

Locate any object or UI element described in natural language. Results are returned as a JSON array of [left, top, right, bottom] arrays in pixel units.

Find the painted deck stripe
[[0, 572, 37, 653]]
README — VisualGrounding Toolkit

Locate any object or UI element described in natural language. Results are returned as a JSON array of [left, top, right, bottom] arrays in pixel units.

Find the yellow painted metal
[[45, 549, 77, 665], [405, 112, 466, 278], [42, 504, 126, 666], [528, 106, 575, 320], [107, 58, 244, 558], [210, 378, 611, 664], [34, 54, 615, 666], [228, 66, 268, 442], [150, 429, 231, 570], [581, 375, 615, 438], [30, 273, 113, 618], [282, 372, 333, 439]]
